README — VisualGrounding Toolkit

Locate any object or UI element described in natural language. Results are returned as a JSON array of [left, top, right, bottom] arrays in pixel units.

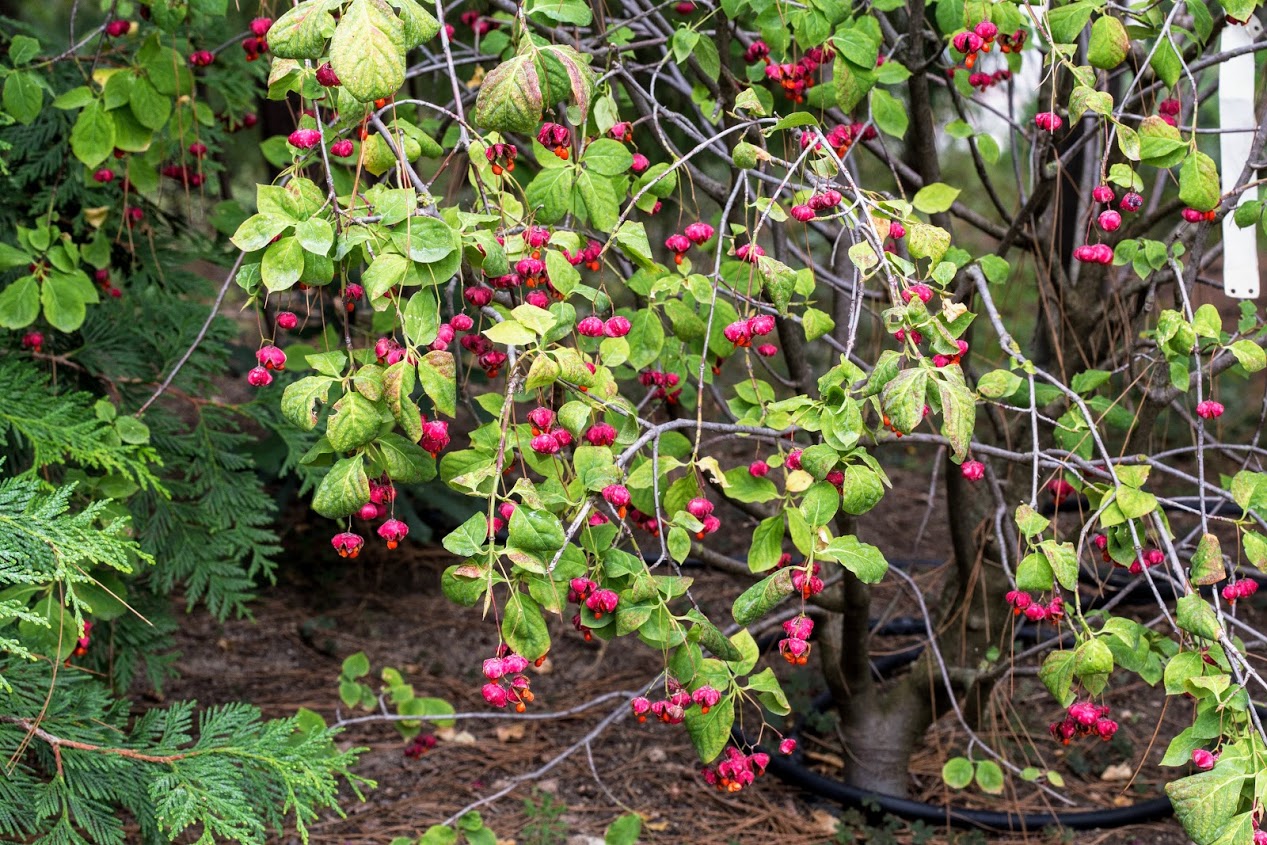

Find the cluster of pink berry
[[951, 21, 999, 69], [800, 123, 878, 162], [779, 615, 814, 665], [458, 9, 500, 36], [242, 17, 272, 62], [93, 268, 123, 299], [630, 680, 722, 726], [527, 419, 574, 457], [702, 746, 771, 792], [562, 239, 603, 271], [601, 484, 632, 519], [790, 188, 843, 223], [960, 459, 985, 481], [188, 49, 214, 66], [1049, 700, 1118, 745], [329, 483, 410, 557], [537, 123, 571, 160], [968, 68, 1012, 91], [484, 143, 517, 176], [1157, 97, 1181, 126], [458, 333, 509, 378], [481, 649, 534, 712], [685, 497, 722, 540], [722, 313, 777, 351], [577, 315, 632, 338], [1005, 591, 1065, 622], [1191, 747, 1219, 770], [419, 413, 450, 457], [1048, 477, 1076, 505], [638, 369, 682, 404], [573, 577, 619, 617], [1222, 579, 1259, 603], [70, 620, 93, 659], [105, 19, 132, 37], [20, 330, 43, 353], [745, 43, 834, 105], [664, 223, 716, 264], [1197, 400, 1225, 419], [1034, 111, 1063, 132], [1073, 243, 1114, 265], [246, 345, 286, 387], [1181, 207, 1219, 223], [160, 162, 206, 188], [403, 734, 438, 758]]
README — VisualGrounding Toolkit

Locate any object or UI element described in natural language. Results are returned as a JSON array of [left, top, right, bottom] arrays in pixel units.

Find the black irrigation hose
[[746, 665, 1178, 832], [761, 751, 1176, 832]]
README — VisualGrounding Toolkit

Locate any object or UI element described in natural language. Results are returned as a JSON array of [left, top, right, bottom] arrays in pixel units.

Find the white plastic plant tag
[[1219, 18, 1262, 299]]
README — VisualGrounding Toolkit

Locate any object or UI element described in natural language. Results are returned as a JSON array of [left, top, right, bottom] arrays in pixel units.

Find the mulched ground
[[151, 460, 1196, 844]]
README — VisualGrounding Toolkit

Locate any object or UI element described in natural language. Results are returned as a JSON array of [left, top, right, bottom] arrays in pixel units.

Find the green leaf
[[747, 516, 785, 572], [418, 350, 457, 418], [977, 368, 1022, 398], [732, 569, 794, 625], [1176, 593, 1221, 641], [1046, 1, 1094, 43], [1039, 650, 1076, 707], [0, 276, 41, 329], [1230, 340, 1266, 373], [281, 376, 334, 431], [294, 217, 335, 255], [313, 455, 371, 518], [231, 213, 292, 252], [41, 273, 92, 332], [800, 481, 840, 527], [907, 223, 950, 264], [502, 594, 551, 660], [832, 53, 875, 112], [1190, 533, 1225, 586], [394, 0, 441, 46], [747, 666, 791, 715], [1150, 37, 1182, 88], [1016, 552, 1054, 592], [70, 102, 116, 168], [472, 48, 543, 134], [979, 254, 1012, 285], [604, 814, 642, 845], [128, 77, 171, 130], [331, 0, 407, 102], [942, 757, 973, 789], [935, 367, 976, 461], [1179, 151, 1221, 213], [912, 183, 961, 214], [375, 432, 435, 483], [684, 695, 733, 763], [1087, 15, 1129, 69], [401, 288, 440, 347], [269, 0, 336, 59], [841, 466, 884, 515], [1166, 756, 1249, 845], [576, 171, 620, 232], [326, 392, 382, 452], [261, 237, 305, 292], [818, 535, 888, 583], [3, 71, 43, 125], [869, 88, 908, 138], [975, 760, 1005, 795], [582, 138, 633, 176], [509, 507, 566, 552], [1039, 540, 1079, 591], [8, 34, 41, 65], [881, 367, 928, 433]]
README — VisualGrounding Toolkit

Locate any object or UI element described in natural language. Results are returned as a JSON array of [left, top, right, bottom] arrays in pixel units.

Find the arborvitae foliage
[[0, 662, 365, 845], [0, 10, 364, 840]]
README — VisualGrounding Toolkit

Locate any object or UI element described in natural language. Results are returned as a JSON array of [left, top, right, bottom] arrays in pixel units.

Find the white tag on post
[[1219, 19, 1262, 299]]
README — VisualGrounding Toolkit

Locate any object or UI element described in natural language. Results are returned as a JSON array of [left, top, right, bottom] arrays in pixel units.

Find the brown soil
[[153, 464, 1195, 845]]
